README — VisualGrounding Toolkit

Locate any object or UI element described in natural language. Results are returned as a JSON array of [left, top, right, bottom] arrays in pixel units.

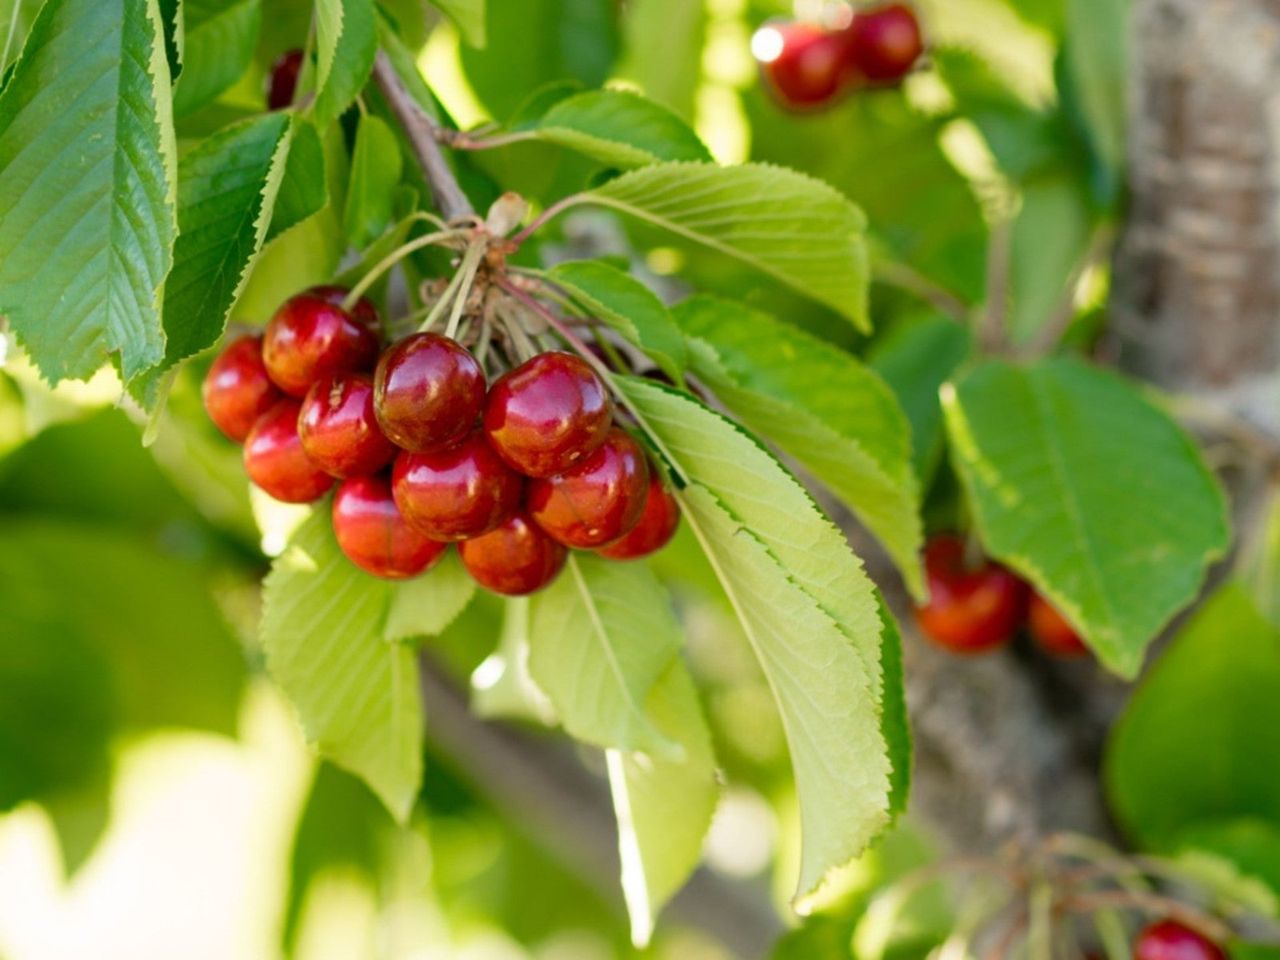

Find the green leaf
[[0, 0, 177, 383], [675, 296, 923, 597], [613, 0, 705, 120], [471, 596, 556, 724], [172, 0, 260, 118], [607, 658, 717, 946], [384, 551, 476, 644], [876, 593, 911, 818], [1064, 0, 1129, 191], [312, 0, 376, 127], [268, 117, 328, 243], [1176, 819, 1280, 909], [343, 113, 403, 249], [944, 358, 1230, 677], [584, 163, 871, 331], [528, 554, 681, 757], [547, 259, 686, 379], [534, 89, 711, 167], [1008, 173, 1094, 344], [429, 0, 485, 47], [262, 509, 423, 821]]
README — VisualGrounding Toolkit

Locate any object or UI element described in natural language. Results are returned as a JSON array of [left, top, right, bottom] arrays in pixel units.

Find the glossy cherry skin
[[331, 474, 448, 579], [374, 333, 487, 453], [243, 399, 334, 503], [1134, 921, 1227, 960], [391, 430, 523, 541], [754, 20, 847, 109], [915, 535, 1027, 654], [1027, 592, 1088, 658], [202, 334, 281, 442], [266, 48, 303, 110], [262, 292, 381, 398], [484, 351, 614, 478], [298, 373, 397, 478], [306, 284, 380, 333], [459, 512, 567, 596], [842, 3, 923, 85], [528, 428, 650, 549], [597, 468, 680, 560]]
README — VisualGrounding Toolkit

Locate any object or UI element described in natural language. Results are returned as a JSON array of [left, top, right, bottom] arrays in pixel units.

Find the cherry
[[1134, 921, 1227, 960], [374, 332, 487, 453], [484, 351, 614, 478], [391, 430, 522, 541], [305, 284, 380, 333], [202, 334, 281, 442], [331, 474, 448, 579], [596, 467, 680, 560], [298, 373, 396, 478], [266, 48, 304, 110], [915, 535, 1027, 654], [243, 399, 334, 503], [459, 511, 567, 596], [262, 291, 380, 398], [842, 3, 923, 85], [1027, 592, 1088, 658], [753, 20, 847, 109], [527, 428, 649, 549]]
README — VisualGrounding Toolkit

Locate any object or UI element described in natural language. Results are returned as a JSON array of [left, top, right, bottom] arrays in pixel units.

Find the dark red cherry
[[305, 284, 380, 333], [298, 373, 397, 478], [842, 3, 923, 85], [597, 468, 680, 560], [332, 474, 448, 579], [1027, 592, 1088, 658], [484, 351, 614, 478], [374, 333, 487, 453], [527, 428, 649, 549], [262, 291, 380, 398], [459, 512, 567, 596], [1134, 921, 1227, 960], [202, 334, 281, 442], [753, 20, 847, 109], [243, 399, 334, 503], [266, 48, 304, 111], [391, 430, 522, 541], [914, 535, 1027, 654]]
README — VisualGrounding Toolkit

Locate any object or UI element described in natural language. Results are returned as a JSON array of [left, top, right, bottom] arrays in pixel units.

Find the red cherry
[[528, 428, 649, 549], [753, 20, 847, 109], [305, 284, 380, 333], [266, 48, 303, 110], [1027, 592, 1088, 658], [262, 291, 380, 398], [374, 333, 487, 453], [391, 430, 522, 541], [243, 399, 334, 503], [484, 351, 614, 478], [597, 468, 680, 560], [298, 373, 397, 478], [915, 535, 1027, 654], [1134, 921, 1227, 960], [332, 474, 448, 579], [202, 334, 281, 442], [842, 3, 923, 85], [459, 512, 567, 596]]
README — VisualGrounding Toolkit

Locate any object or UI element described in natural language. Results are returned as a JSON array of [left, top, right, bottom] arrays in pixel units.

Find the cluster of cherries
[[914, 534, 1087, 658], [202, 286, 680, 595], [753, 1, 924, 110]]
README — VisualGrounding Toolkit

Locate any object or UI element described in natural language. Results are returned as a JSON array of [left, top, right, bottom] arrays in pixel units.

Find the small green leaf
[[1176, 819, 1280, 909], [944, 358, 1231, 677], [384, 551, 476, 644], [268, 117, 328, 242], [585, 163, 871, 330], [343, 113, 403, 249], [430, 0, 485, 48], [312, 0, 376, 127], [1064, 0, 1129, 195], [548, 259, 686, 379], [172, 0, 260, 118], [471, 596, 556, 723], [535, 89, 711, 167], [1008, 172, 1094, 343]]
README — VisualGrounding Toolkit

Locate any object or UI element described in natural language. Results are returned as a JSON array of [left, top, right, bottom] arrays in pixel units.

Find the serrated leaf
[[584, 163, 871, 331], [343, 113, 403, 249], [608, 657, 717, 947], [262, 510, 423, 822], [268, 117, 327, 242], [383, 551, 476, 644], [0, 0, 176, 384], [172, 0, 260, 118], [876, 593, 911, 818], [675, 296, 923, 597], [471, 595, 556, 724], [528, 554, 681, 757], [312, 0, 376, 127], [943, 358, 1230, 677], [534, 89, 711, 168], [430, 0, 485, 47], [548, 259, 685, 379]]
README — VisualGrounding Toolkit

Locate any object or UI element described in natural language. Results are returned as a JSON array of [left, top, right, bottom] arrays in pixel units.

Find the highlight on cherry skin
[[262, 289, 381, 397], [202, 334, 281, 442], [331, 474, 448, 580], [374, 331, 487, 453]]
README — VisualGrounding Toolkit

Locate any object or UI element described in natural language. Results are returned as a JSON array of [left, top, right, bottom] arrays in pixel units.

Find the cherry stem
[[511, 194, 587, 248], [342, 229, 463, 312], [444, 240, 486, 340], [438, 128, 539, 151]]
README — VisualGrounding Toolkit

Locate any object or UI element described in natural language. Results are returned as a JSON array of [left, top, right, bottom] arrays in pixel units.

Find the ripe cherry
[[243, 399, 334, 503], [528, 428, 649, 549], [842, 3, 924, 85], [484, 351, 613, 478], [263, 291, 380, 398], [1027, 592, 1088, 658], [266, 48, 304, 110], [753, 20, 847, 109], [202, 334, 281, 442], [305, 284, 380, 333], [1134, 921, 1227, 960], [298, 373, 396, 478], [597, 467, 680, 560], [915, 535, 1027, 654], [391, 430, 522, 541], [459, 512, 567, 596], [374, 332, 487, 453], [332, 474, 447, 579]]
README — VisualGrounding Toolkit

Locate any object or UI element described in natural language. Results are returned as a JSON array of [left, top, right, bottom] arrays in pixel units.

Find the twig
[[981, 217, 1013, 354], [871, 258, 972, 324]]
